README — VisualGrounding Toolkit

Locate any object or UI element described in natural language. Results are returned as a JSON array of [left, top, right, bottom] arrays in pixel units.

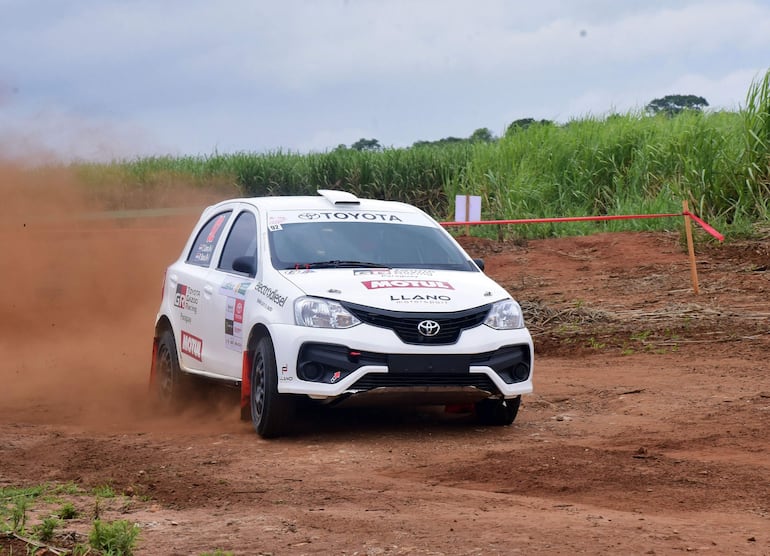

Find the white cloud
[[1, 0, 769, 157]]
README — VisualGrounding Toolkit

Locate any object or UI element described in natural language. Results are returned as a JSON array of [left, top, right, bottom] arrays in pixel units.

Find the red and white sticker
[[181, 331, 203, 361], [361, 280, 454, 290]]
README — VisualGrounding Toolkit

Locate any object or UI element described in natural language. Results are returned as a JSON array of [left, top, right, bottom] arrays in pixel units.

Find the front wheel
[[475, 396, 521, 426], [250, 336, 295, 438]]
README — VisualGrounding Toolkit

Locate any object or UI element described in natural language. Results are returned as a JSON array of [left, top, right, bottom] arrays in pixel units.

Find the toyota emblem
[[417, 320, 440, 337], [298, 212, 320, 220]]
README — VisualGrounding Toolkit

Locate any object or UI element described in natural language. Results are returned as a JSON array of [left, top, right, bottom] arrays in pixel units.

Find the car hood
[[279, 268, 510, 312]]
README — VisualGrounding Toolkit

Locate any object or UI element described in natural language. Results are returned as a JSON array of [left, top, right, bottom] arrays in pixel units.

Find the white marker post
[[455, 195, 481, 236]]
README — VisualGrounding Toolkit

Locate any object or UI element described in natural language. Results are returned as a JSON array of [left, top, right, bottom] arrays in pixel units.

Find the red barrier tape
[[441, 212, 724, 242], [683, 211, 724, 242]]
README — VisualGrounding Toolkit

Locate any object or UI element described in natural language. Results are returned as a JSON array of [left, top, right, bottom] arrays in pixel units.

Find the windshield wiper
[[301, 260, 388, 269]]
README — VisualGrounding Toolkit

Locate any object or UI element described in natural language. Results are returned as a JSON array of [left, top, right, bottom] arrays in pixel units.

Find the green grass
[[89, 519, 141, 556], [66, 68, 770, 240]]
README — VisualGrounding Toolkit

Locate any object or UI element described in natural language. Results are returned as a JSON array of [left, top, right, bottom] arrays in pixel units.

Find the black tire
[[475, 396, 521, 426], [250, 335, 295, 438], [153, 328, 194, 409]]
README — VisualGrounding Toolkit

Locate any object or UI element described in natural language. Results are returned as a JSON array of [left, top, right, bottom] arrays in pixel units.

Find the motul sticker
[[181, 331, 203, 361], [361, 280, 454, 290]]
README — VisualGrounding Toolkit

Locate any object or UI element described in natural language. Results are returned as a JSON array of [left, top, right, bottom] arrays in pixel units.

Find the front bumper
[[271, 322, 534, 400]]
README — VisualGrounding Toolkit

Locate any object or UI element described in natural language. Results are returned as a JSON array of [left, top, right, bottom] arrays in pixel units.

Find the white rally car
[[150, 190, 533, 437]]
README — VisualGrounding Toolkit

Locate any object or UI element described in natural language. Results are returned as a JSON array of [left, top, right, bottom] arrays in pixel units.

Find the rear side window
[[187, 211, 232, 267], [219, 211, 258, 274]]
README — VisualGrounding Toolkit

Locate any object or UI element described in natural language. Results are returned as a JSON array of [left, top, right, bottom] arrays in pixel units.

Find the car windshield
[[268, 221, 476, 271]]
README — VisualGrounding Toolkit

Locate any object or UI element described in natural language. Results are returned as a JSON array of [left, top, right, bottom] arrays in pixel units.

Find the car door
[[170, 209, 232, 372], [200, 207, 259, 379]]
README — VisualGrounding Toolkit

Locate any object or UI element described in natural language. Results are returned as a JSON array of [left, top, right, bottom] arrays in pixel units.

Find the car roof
[[205, 190, 421, 215]]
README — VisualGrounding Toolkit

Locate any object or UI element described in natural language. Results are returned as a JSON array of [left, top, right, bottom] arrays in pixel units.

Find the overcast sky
[[1, 0, 768, 162]]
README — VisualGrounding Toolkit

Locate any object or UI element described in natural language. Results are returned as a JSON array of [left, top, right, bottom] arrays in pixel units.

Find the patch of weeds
[[630, 330, 651, 342], [586, 337, 606, 350], [1, 485, 46, 533], [200, 551, 235, 556], [119, 497, 134, 514], [57, 501, 78, 520], [10, 496, 29, 533], [72, 544, 92, 556], [93, 484, 117, 498], [89, 519, 141, 556], [51, 481, 81, 496], [32, 515, 62, 542]]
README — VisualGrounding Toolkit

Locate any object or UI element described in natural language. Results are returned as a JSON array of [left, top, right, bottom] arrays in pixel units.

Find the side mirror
[[232, 256, 257, 276], [473, 258, 485, 272]]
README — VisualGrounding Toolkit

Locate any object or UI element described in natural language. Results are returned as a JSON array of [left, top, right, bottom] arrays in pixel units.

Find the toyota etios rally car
[[150, 190, 534, 437]]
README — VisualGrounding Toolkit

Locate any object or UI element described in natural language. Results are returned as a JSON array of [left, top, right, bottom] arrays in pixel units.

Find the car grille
[[342, 302, 492, 345], [348, 373, 498, 392]]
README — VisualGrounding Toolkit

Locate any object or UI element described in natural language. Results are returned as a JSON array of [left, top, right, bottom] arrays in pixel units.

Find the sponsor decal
[[174, 284, 188, 309], [180, 314, 192, 325], [224, 297, 246, 351], [281, 269, 316, 275], [390, 294, 451, 302], [280, 364, 293, 381], [174, 284, 201, 314], [362, 280, 454, 290], [297, 212, 403, 222], [353, 269, 435, 276], [219, 281, 251, 299], [207, 214, 226, 243], [181, 331, 203, 361], [390, 294, 452, 305], [268, 215, 286, 232], [330, 371, 342, 383], [234, 298, 244, 323], [193, 251, 211, 263], [255, 281, 287, 307]]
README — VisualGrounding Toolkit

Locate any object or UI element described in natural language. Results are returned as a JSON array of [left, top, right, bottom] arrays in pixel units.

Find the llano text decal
[[390, 294, 451, 301], [181, 331, 203, 361], [362, 280, 454, 290]]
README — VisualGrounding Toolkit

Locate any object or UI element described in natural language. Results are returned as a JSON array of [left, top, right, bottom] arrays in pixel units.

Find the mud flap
[[148, 336, 159, 391], [240, 349, 252, 421]]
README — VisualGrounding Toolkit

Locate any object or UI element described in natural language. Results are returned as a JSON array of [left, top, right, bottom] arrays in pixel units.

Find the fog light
[[300, 362, 324, 381], [513, 363, 530, 381]]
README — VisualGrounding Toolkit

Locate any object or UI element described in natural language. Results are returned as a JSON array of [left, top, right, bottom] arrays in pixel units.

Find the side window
[[187, 211, 232, 267], [219, 211, 258, 275]]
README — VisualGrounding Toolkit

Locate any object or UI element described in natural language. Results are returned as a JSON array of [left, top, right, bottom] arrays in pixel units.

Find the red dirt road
[[1, 168, 769, 554]]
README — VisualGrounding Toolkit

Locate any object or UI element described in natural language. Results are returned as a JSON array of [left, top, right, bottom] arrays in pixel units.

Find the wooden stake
[[682, 200, 700, 295]]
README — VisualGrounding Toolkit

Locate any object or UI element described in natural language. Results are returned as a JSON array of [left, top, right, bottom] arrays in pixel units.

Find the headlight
[[484, 299, 525, 330], [294, 297, 361, 329]]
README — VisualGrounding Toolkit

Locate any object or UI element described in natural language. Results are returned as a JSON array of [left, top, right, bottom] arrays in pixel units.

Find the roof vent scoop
[[318, 189, 361, 205]]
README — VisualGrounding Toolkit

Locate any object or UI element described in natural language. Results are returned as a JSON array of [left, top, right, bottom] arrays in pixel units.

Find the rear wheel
[[475, 396, 521, 426], [153, 328, 194, 409], [250, 336, 295, 438]]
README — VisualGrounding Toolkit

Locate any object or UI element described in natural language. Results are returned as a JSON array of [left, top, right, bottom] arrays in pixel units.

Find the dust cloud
[[0, 161, 242, 432]]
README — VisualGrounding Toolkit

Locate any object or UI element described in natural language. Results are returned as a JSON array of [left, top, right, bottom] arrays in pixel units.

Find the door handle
[[204, 284, 214, 297]]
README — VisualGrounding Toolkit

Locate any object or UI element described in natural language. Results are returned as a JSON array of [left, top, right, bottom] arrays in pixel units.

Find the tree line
[[339, 94, 710, 152]]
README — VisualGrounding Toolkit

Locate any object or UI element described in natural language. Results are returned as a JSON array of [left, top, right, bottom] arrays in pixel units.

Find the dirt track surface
[[2, 171, 769, 554]]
